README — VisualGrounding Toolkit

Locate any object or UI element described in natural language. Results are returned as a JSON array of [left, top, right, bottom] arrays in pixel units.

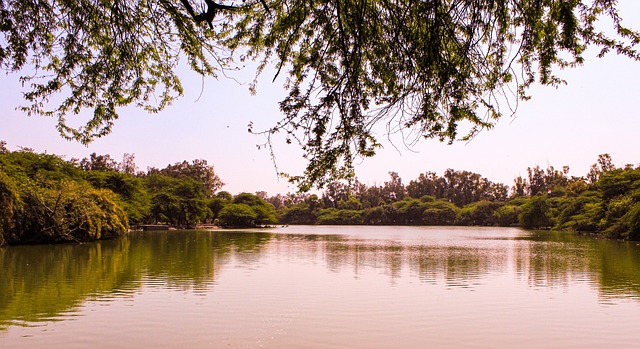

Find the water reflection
[[0, 230, 271, 328], [2, 227, 640, 331], [265, 227, 640, 299]]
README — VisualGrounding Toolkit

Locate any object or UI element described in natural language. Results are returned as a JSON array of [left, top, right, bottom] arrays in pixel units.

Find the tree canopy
[[2, 0, 639, 189]]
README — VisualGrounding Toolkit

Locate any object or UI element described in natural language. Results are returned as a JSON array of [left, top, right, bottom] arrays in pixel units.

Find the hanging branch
[[179, 0, 238, 29], [258, 0, 271, 14], [179, 0, 270, 29]]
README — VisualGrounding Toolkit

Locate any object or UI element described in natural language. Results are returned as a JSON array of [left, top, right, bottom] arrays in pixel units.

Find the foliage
[[587, 153, 616, 184], [617, 203, 640, 240], [79, 153, 119, 172], [143, 159, 224, 225], [0, 149, 130, 245], [265, 154, 640, 240], [361, 205, 397, 225], [148, 159, 223, 197], [317, 208, 363, 225], [393, 198, 429, 225], [1, 143, 639, 242], [0, 170, 21, 245], [492, 205, 521, 227], [0, 144, 228, 245], [456, 201, 503, 226], [147, 174, 209, 226], [280, 194, 321, 225], [242, 1, 640, 189], [554, 192, 602, 232], [597, 168, 640, 201], [0, 0, 227, 143], [0, 149, 84, 182], [280, 203, 317, 225], [422, 200, 459, 226], [217, 192, 277, 227], [2, 1, 639, 188], [519, 196, 551, 229], [7, 179, 128, 244], [597, 168, 640, 239], [218, 204, 258, 228], [85, 170, 150, 223]]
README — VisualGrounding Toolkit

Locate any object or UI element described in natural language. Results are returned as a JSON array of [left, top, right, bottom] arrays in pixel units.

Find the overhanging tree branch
[[1, 0, 639, 190], [179, 0, 238, 29]]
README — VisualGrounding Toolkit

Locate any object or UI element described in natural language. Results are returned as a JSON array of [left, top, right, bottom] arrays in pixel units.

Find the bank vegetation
[[1, 141, 638, 245]]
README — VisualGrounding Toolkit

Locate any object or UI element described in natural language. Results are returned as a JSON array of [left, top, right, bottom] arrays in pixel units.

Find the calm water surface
[[2, 226, 640, 348]]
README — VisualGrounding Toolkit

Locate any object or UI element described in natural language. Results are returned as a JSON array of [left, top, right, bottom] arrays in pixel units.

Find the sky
[[1, 2, 640, 196]]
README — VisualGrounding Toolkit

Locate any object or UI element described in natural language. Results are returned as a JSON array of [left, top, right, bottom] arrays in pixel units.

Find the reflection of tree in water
[[3, 229, 640, 329], [513, 240, 592, 288], [0, 230, 272, 329], [322, 240, 507, 288], [0, 238, 136, 328], [512, 232, 640, 300], [305, 231, 640, 297], [412, 246, 508, 288], [214, 230, 272, 266], [590, 240, 640, 300]]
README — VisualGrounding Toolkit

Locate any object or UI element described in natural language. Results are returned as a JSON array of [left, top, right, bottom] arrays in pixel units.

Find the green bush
[[317, 208, 363, 225], [0, 171, 21, 246], [519, 196, 551, 229], [5, 180, 128, 244], [218, 203, 258, 227]]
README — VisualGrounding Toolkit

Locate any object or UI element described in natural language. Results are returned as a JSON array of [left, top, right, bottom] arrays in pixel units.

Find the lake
[[2, 226, 640, 348]]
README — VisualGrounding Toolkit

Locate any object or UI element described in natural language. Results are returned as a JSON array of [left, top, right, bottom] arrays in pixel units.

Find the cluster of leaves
[[2, 1, 639, 189], [267, 154, 640, 240], [216, 192, 278, 228], [0, 0, 234, 143], [0, 150, 128, 245]]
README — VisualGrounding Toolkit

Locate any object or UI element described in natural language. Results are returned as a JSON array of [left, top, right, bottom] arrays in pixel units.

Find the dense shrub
[[519, 196, 551, 229], [317, 208, 363, 225]]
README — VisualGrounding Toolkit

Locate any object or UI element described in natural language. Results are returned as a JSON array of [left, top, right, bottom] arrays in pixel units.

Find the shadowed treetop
[[1, 0, 638, 190]]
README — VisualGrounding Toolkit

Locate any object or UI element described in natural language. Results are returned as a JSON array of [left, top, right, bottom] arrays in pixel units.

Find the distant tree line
[[1, 140, 639, 245], [269, 154, 640, 240]]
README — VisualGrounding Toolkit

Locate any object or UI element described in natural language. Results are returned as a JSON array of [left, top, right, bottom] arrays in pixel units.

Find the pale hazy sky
[[1, 2, 639, 195]]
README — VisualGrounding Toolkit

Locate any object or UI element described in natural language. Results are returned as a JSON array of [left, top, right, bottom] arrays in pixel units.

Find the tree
[[0, 149, 130, 245], [80, 153, 119, 172], [118, 153, 138, 175], [279, 193, 321, 224], [218, 192, 277, 227], [527, 166, 547, 196], [443, 169, 493, 207], [407, 172, 445, 199], [148, 159, 223, 197], [233, 192, 278, 225], [322, 181, 349, 208], [2, 1, 639, 189], [0, 169, 21, 246], [85, 170, 150, 223], [587, 153, 616, 184], [382, 172, 406, 202], [218, 204, 258, 228], [519, 196, 551, 229], [512, 175, 528, 198], [146, 174, 209, 226], [0, 141, 8, 154]]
